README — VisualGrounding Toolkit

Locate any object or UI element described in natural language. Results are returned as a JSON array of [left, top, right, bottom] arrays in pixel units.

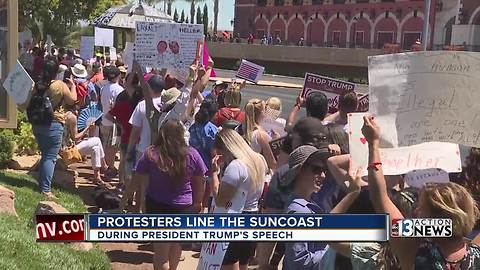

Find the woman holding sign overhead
[[362, 115, 480, 270]]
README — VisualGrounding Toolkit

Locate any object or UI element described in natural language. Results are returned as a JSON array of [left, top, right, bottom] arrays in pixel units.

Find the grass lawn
[[0, 170, 111, 270]]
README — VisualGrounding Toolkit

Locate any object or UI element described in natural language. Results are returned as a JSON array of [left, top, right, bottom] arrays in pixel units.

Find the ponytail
[[244, 98, 264, 144]]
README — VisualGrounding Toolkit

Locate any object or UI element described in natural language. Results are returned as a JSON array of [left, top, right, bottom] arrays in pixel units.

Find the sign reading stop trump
[[301, 73, 356, 113]]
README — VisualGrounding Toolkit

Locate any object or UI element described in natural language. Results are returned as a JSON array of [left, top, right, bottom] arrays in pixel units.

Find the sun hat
[[214, 80, 226, 86], [71, 64, 88, 78], [161, 87, 181, 106], [118, 65, 127, 74], [281, 145, 330, 187]]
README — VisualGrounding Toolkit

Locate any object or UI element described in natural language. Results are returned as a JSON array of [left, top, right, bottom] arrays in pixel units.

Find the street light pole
[[422, 0, 432, 51]]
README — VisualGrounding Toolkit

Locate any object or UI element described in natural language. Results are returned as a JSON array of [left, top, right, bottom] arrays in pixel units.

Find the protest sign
[[269, 136, 287, 159], [236, 60, 265, 83], [348, 113, 462, 175], [2, 60, 34, 107], [197, 188, 247, 270], [404, 168, 450, 188], [134, 21, 204, 81], [80, 36, 95, 60], [368, 51, 480, 148], [302, 73, 355, 112], [357, 94, 369, 112], [109, 47, 117, 61], [94, 27, 114, 47], [123, 42, 134, 72]]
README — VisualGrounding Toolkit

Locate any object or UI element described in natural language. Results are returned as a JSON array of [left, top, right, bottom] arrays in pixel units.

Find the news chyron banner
[[36, 214, 389, 242]]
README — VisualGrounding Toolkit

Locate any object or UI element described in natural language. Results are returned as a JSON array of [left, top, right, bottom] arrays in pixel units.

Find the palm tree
[[184, 0, 206, 25], [213, 0, 219, 33]]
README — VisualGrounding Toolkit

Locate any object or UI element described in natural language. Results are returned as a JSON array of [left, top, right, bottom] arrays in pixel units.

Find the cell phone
[[63, 69, 72, 82]]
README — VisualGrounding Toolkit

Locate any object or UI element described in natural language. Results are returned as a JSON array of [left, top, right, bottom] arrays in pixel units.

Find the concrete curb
[[210, 77, 304, 89]]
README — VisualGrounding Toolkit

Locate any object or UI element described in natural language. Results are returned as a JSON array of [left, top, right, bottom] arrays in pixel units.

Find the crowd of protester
[[24, 44, 480, 270]]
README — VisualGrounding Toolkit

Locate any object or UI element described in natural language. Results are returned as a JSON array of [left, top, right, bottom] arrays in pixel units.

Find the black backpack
[[27, 80, 55, 125]]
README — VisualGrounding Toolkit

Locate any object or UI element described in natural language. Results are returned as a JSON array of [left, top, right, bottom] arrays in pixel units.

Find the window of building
[[257, 30, 266, 38], [333, 0, 346, 4], [333, 31, 341, 45], [403, 32, 421, 50], [312, 0, 323, 4], [381, 0, 395, 2], [293, 0, 303, 5], [377, 32, 394, 48], [275, 0, 285, 6], [355, 31, 365, 46], [257, 0, 267, 7], [0, 0, 8, 120]]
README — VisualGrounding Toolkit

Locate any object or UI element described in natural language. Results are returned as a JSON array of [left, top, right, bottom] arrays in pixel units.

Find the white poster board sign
[[196, 188, 247, 270], [123, 42, 134, 73], [80, 36, 95, 60], [94, 27, 114, 47], [2, 60, 34, 106], [348, 113, 462, 176], [109, 47, 117, 61], [368, 51, 480, 148], [135, 21, 204, 81], [404, 168, 450, 188]]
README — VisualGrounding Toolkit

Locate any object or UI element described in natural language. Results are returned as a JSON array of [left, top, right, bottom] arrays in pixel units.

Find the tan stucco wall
[[206, 42, 383, 67]]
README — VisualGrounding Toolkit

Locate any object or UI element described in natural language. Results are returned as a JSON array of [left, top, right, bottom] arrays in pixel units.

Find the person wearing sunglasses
[[282, 145, 331, 270]]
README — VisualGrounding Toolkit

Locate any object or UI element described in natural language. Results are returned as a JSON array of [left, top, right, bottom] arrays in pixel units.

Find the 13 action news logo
[[391, 219, 452, 237]]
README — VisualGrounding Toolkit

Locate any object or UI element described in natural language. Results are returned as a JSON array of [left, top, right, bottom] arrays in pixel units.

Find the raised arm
[[63, 78, 78, 105], [286, 94, 304, 128], [362, 116, 403, 219], [362, 116, 419, 269], [327, 154, 368, 190]]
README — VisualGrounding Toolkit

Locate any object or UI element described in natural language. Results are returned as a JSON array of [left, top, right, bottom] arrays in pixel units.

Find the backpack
[[27, 80, 55, 125]]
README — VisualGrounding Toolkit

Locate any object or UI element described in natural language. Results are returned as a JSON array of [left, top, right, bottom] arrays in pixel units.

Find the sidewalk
[[211, 76, 303, 89]]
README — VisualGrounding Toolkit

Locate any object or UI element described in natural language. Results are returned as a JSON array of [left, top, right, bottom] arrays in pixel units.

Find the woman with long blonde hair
[[362, 115, 480, 270], [135, 119, 207, 270], [211, 128, 268, 270], [244, 98, 277, 171]]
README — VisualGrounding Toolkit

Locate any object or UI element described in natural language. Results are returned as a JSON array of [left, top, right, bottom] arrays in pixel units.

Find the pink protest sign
[[302, 73, 356, 113]]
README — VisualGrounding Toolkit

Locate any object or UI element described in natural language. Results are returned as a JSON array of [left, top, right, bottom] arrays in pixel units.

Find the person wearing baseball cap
[[203, 80, 227, 99], [283, 145, 331, 270]]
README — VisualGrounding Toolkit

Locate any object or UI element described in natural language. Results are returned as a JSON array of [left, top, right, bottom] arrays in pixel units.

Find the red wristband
[[367, 162, 382, 171]]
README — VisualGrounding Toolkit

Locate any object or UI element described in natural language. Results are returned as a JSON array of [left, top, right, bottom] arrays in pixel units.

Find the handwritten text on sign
[[135, 22, 204, 82], [302, 73, 355, 113], [196, 189, 247, 270], [368, 51, 480, 148], [348, 113, 462, 176]]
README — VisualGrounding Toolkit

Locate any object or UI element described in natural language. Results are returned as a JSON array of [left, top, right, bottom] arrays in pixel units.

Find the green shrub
[[15, 122, 38, 155], [0, 129, 14, 168]]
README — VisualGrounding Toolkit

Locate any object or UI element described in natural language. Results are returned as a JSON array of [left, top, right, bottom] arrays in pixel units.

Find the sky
[[151, 0, 235, 31]]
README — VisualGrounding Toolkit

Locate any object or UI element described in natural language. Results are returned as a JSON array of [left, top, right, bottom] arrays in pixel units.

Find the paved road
[[214, 68, 369, 94]]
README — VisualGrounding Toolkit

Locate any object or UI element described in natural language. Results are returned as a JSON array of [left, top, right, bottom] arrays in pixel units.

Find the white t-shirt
[[129, 97, 163, 154], [222, 159, 264, 212], [101, 82, 124, 126]]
